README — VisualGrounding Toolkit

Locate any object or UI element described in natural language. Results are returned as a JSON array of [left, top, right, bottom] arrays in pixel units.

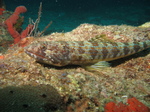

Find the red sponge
[[5, 6, 33, 45], [105, 97, 150, 112], [14, 6, 27, 14]]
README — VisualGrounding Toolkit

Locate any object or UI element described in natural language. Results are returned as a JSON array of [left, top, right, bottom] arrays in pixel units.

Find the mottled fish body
[[25, 40, 150, 66]]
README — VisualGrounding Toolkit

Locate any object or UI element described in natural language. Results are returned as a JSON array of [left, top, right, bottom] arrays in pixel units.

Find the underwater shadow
[[41, 62, 81, 70]]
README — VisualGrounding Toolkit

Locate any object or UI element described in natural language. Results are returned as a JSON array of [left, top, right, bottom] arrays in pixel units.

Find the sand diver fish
[[25, 40, 150, 68]]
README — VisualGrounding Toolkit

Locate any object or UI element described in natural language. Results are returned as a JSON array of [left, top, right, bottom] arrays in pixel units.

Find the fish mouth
[[25, 50, 47, 61], [25, 50, 63, 67]]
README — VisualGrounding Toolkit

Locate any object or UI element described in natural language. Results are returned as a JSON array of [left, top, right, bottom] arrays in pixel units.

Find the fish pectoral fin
[[82, 61, 110, 71]]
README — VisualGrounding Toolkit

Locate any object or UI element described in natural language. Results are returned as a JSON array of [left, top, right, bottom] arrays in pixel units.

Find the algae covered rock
[[139, 22, 150, 28], [0, 85, 64, 112]]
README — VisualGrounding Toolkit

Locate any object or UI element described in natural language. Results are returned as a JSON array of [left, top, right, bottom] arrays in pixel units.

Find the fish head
[[24, 41, 70, 66]]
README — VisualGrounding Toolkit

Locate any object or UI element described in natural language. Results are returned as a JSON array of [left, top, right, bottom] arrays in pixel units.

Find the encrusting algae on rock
[[0, 23, 150, 111]]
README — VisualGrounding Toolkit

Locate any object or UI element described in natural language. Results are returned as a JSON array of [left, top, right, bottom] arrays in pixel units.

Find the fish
[[25, 40, 150, 67]]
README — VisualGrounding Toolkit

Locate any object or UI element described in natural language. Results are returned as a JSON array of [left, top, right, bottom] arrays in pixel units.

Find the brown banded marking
[[89, 48, 99, 59], [133, 44, 141, 53], [77, 41, 85, 46], [101, 47, 109, 59], [91, 42, 99, 46], [111, 46, 121, 59], [78, 46, 86, 54], [25, 40, 150, 67]]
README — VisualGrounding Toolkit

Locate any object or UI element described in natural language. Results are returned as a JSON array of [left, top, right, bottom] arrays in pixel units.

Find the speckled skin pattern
[[25, 40, 150, 66]]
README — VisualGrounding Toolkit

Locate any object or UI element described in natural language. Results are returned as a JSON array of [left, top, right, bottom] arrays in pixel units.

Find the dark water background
[[4, 0, 150, 33]]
